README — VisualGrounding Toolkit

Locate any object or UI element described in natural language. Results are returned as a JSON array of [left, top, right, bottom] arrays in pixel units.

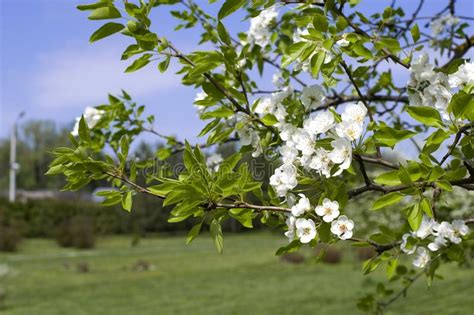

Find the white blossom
[[303, 111, 335, 136], [291, 193, 311, 217], [448, 61, 474, 88], [301, 85, 325, 110], [279, 145, 298, 164], [422, 80, 452, 113], [254, 97, 275, 116], [452, 219, 470, 237], [284, 215, 296, 242], [432, 221, 455, 240], [400, 233, 417, 255], [428, 235, 448, 251], [412, 247, 430, 268], [293, 27, 309, 43], [278, 123, 298, 142], [335, 37, 350, 47], [330, 215, 354, 240], [414, 215, 436, 239], [341, 102, 367, 124], [329, 138, 352, 171], [315, 198, 340, 222], [292, 129, 315, 156], [295, 218, 317, 243], [254, 87, 291, 123], [71, 106, 104, 136], [409, 53, 435, 85], [272, 72, 284, 87], [206, 153, 223, 171], [335, 120, 363, 141], [193, 90, 207, 115], [309, 148, 333, 178], [237, 127, 262, 157], [430, 14, 459, 36], [237, 127, 254, 146], [407, 53, 455, 121], [247, 6, 278, 47], [270, 164, 298, 197]]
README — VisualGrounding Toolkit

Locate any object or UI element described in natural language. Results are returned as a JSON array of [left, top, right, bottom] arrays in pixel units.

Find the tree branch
[[439, 124, 473, 166], [336, 8, 410, 69]]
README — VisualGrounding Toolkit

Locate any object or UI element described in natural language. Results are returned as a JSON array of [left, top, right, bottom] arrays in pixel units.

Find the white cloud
[[32, 42, 180, 110]]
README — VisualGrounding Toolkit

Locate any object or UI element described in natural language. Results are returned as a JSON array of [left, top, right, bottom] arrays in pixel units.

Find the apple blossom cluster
[[407, 53, 474, 120], [244, 83, 366, 245], [284, 196, 355, 244], [269, 85, 367, 198], [400, 215, 470, 268], [430, 14, 460, 37], [246, 6, 278, 48], [71, 106, 104, 136]]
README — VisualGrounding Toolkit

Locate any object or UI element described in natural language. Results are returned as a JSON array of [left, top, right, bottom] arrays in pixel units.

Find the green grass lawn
[[0, 232, 473, 315]]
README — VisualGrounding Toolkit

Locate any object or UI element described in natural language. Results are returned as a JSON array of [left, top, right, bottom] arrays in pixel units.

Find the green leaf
[[125, 54, 152, 73], [88, 6, 121, 20], [336, 16, 348, 31], [78, 116, 91, 144], [423, 129, 449, 155], [282, 42, 307, 67], [313, 13, 328, 32], [275, 240, 301, 256], [229, 208, 253, 228], [398, 165, 412, 184], [374, 171, 402, 186], [386, 258, 398, 279], [261, 114, 278, 126], [420, 198, 433, 218], [201, 106, 234, 119], [353, 43, 373, 59], [77, 2, 109, 11], [318, 222, 331, 243], [411, 24, 420, 43], [407, 204, 422, 230], [448, 91, 473, 119], [186, 222, 202, 244], [90, 22, 124, 42], [311, 51, 326, 78], [406, 106, 443, 128], [217, 22, 231, 45], [378, 38, 401, 53], [148, 181, 177, 197], [371, 192, 404, 211], [122, 191, 133, 212], [363, 257, 381, 275], [374, 126, 416, 147], [210, 219, 224, 253], [218, 0, 245, 20], [435, 180, 453, 191], [158, 56, 171, 73]]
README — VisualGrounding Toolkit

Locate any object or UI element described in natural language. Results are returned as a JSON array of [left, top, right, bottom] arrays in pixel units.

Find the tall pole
[[9, 112, 24, 203], [9, 122, 17, 202]]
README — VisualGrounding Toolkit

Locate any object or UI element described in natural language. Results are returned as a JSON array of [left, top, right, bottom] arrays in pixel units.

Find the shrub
[[55, 216, 95, 249], [0, 225, 21, 252], [280, 252, 305, 264], [322, 248, 342, 264], [356, 247, 377, 262]]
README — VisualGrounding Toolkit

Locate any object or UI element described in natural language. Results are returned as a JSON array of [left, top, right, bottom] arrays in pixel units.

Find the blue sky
[[0, 0, 473, 145]]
